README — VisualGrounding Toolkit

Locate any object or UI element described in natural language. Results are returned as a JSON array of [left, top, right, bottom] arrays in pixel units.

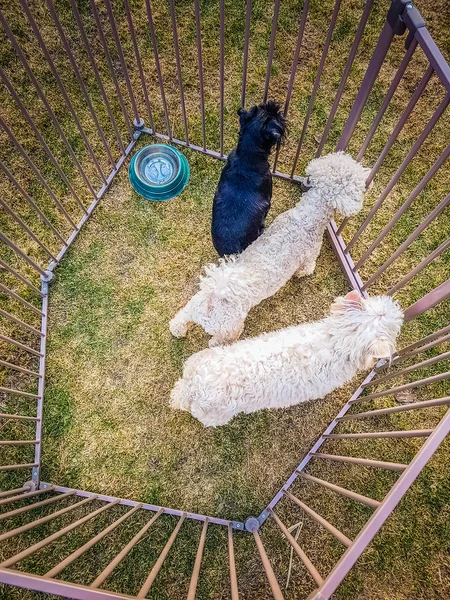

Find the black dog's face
[[237, 101, 287, 151]]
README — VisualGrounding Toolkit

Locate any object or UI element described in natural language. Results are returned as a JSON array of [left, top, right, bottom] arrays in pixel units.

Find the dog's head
[[330, 290, 403, 370], [305, 152, 369, 217], [237, 101, 287, 151]]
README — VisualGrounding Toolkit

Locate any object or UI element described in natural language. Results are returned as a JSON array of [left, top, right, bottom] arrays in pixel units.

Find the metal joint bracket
[[133, 117, 145, 132], [41, 270, 53, 284], [387, 0, 410, 36], [402, 3, 426, 48], [245, 516, 260, 532]]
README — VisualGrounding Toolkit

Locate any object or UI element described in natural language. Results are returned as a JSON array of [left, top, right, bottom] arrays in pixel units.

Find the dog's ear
[[344, 290, 364, 306], [362, 338, 392, 370], [237, 107, 246, 117], [330, 289, 364, 314]]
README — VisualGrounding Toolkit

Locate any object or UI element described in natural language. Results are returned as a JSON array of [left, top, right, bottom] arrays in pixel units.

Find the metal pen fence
[[0, 0, 449, 598]]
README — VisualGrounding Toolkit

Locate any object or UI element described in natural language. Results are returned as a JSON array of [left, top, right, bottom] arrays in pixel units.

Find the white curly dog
[[171, 291, 403, 427], [169, 152, 369, 347]]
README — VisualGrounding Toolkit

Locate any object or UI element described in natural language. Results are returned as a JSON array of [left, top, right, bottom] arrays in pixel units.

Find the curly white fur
[[170, 152, 369, 346], [171, 292, 404, 427]]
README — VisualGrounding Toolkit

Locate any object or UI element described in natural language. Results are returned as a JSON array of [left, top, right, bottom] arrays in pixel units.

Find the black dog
[[211, 102, 286, 256]]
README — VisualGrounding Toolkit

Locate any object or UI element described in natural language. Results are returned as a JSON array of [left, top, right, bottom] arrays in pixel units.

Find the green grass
[[0, 0, 450, 598]]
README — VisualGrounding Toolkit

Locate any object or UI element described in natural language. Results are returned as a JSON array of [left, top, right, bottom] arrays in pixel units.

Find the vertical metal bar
[[357, 38, 417, 161], [137, 514, 186, 598], [45, 504, 143, 578], [0, 308, 42, 337], [0, 283, 43, 315], [0, 231, 46, 276], [323, 430, 433, 439], [0, 386, 39, 398], [263, 0, 281, 104], [194, 0, 206, 150], [144, 0, 172, 138], [395, 324, 450, 359], [0, 70, 88, 216], [296, 472, 380, 509], [0, 414, 39, 422], [228, 524, 239, 600], [46, 0, 116, 173], [19, 0, 111, 180], [404, 280, 450, 321], [366, 65, 434, 185], [0, 463, 38, 471], [352, 371, 450, 403], [363, 191, 450, 289], [219, 0, 225, 156], [366, 351, 450, 387], [0, 116, 78, 230], [0, 159, 66, 246], [0, 499, 119, 567], [103, 0, 140, 125], [33, 279, 48, 485], [0, 334, 41, 357], [388, 237, 450, 296], [169, 0, 189, 145], [0, 487, 49, 506], [0, 439, 38, 446], [89, 0, 134, 138], [0, 486, 31, 499], [272, 0, 310, 172], [251, 527, 285, 600], [241, 0, 252, 108], [0, 198, 57, 262], [337, 20, 395, 151], [354, 123, 450, 268], [314, 408, 450, 599], [0, 492, 75, 521], [290, 0, 342, 177], [0, 359, 40, 377], [310, 452, 407, 471], [123, 0, 155, 131], [0, 258, 43, 297], [187, 518, 208, 600], [316, 0, 374, 157], [70, 0, 126, 154], [339, 397, 450, 421], [90, 508, 164, 588]]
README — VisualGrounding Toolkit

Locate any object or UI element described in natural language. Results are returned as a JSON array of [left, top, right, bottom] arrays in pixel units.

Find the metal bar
[[327, 221, 366, 292], [283, 490, 352, 547], [0, 283, 43, 316], [0, 308, 42, 337], [0, 258, 43, 299], [103, 0, 140, 126], [352, 371, 450, 403], [296, 472, 380, 509], [33, 279, 48, 485], [0, 199, 57, 262], [0, 492, 75, 521], [313, 408, 450, 599], [0, 487, 50, 507], [0, 499, 119, 567], [263, 0, 281, 104], [365, 351, 450, 388], [144, 0, 171, 138], [194, 0, 206, 150], [0, 359, 40, 378], [311, 452, 407, 472], [20, 0, 111, 180], [219, 0, 225, 156], [228, 524, 239, 600], [316, 0, 374, 157], [355, 103, 450, 267], [394, 325, 450, 360], [0, 159, 65, 245], [388, 236, 450, 296], [0, 116, 77, 230], [0, 413, 39, 422], [90, 508, 164, 588], [0, 486, 31, 499], [251, 527, 285, 600], [357, 38, 417, 161], [337, 20, 395, 151], [339, 396, 450, 421], [46, 0, 115, 174], [272, 0, 310, 172], [45, 504, 143, 578], [70, 0, 126, 154], [0, 386, 39, 399], [0, 11, 94, 205], [366, 65, 435, 185], [0, 439, 37, 446], [89, 0, 133, 138], [241, 0, 252, 108], [0, 68, 87, 215], [169, 0, 189, 145], [0, 463, 38, 472], [0, 232, 46, 276], [269, 509, 323, 586], [0, 334, 42, 357], [123, 0, 154, 131], [323, 430, 433, 440], [137, 514, 186, 597], [290, 0, 342, 177], [404, 279, 450, 323], [410, 21, 450, 93], [363, 191, 450, 288], [187, 518, 208, 600]]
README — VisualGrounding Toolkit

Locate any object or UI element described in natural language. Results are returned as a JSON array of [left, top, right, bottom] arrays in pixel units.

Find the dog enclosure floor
[[43, 142, 353, 521]]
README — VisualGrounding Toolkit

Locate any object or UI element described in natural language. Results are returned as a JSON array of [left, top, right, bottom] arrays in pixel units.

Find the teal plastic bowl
[[129, 144, 190, 201]]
